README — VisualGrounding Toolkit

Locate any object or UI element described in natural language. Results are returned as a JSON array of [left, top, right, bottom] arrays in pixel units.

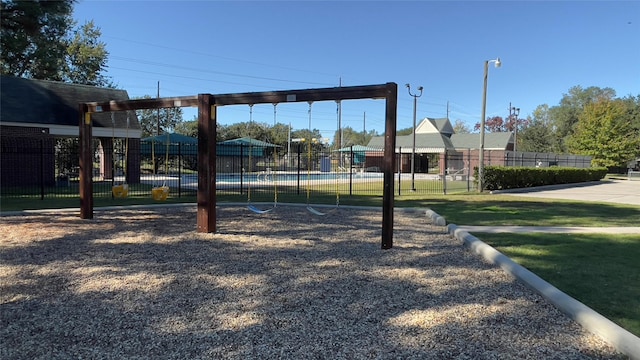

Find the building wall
[[1, 125, 142, 189]]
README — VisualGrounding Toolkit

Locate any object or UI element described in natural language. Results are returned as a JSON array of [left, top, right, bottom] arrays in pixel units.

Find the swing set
[[244, 101, 340, 216], [110, 109, 170, 201], [246, 104, 278, 214], [304, 101, 340, 216], [79, 83, 398, 249]]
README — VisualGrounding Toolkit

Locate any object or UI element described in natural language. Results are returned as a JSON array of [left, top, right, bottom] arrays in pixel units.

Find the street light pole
[[406, 83, 423, 192], [478, 57, 501, 192], [511, 106, 520, 153]]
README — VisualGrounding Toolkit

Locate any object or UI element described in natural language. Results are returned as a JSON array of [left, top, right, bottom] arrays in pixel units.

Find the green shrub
[[479, 166, 607, 191]]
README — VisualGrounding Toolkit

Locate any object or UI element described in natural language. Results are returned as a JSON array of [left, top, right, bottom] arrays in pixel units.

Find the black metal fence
[[1, 137, 595, 205]]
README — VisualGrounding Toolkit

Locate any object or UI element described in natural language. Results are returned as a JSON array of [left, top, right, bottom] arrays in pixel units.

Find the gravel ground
[[0, 206, 626, 359]]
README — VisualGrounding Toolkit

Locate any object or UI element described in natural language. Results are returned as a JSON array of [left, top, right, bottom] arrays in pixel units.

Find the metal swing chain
[[247, 104, 254, 204], [272, 103, 278, 206], [306, 102, 313, 206]]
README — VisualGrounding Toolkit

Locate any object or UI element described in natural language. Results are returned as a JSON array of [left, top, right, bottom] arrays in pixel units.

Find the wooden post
[[197, 94, 216, 232], [79, 105, 93, 219], [382, 83, 397, 249]]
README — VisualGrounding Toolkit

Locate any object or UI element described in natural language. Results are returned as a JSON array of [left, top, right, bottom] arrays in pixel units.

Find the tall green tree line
[[474, 85, 640, 168]]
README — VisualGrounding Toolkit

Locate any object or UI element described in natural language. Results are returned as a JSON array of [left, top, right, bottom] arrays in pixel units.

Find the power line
[[105, 35, 340, 78], [109, 55, 335, 87]]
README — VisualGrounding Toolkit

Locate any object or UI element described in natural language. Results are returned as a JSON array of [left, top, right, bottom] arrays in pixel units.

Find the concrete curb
[[444, 222, 640, 359], [425, 209, 447, 226]]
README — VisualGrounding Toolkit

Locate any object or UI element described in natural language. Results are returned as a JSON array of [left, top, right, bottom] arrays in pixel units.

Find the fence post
[[442, 150, 448, 195], [296, 144, 301, 195], [40, 137, 45, 200], [240, 145, 244, 195], [397, 147, 401, 196], [467, 149, 471, 192], [178, 142, 182, 198], [349, 145, 353, 196]]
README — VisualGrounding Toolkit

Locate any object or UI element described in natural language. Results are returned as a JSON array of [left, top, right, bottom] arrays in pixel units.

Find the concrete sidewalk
[[493, 180, 640, 206]]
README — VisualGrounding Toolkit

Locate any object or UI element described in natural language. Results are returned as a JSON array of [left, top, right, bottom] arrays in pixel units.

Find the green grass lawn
[[395, 194, 640, 227], [478, 233, 640, 337]]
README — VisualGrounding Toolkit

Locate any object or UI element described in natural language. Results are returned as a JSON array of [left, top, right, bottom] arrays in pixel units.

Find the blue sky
[[73, 1, 640, 141]]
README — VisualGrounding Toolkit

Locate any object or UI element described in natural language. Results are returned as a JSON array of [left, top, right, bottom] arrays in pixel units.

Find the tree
[[567, 99, 640, 168], [174, 118, 198, 138], [332, 127, 376, 148], [64, 20, 110, 86], [548, 85, 617, 152], [397, 127, 413, 136], [453, 119, 471, 134], [518, 104, 555, 153], [266, 123, 291, 147], [1, 0, 74, 79], [620, 95, 640, 133], [222, 122, 271, 142], [474, 116, 509, 132], [1, 0, 111, 86], [135, 96, 184, 137]]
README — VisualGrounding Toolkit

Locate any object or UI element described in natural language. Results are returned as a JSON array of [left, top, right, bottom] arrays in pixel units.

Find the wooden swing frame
[[79, 83, 398, 249]]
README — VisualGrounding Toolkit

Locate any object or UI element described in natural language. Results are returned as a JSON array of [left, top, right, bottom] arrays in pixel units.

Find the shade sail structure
[[140, 135, 279, 157], [335, 145, 379, 164], [141, 133, 197, 156]]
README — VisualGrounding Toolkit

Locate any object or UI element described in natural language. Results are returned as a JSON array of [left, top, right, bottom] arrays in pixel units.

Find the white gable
[[415, 118, 440, 134], [415, 117, 454, 135]]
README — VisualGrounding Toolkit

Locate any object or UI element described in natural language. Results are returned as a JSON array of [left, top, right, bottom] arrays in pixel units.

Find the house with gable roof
[[366, 117, 513, 175], [0, 75, 142, 187]]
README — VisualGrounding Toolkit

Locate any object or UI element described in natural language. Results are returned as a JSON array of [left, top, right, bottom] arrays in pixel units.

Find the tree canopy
[[517, 105, 555, 153], [331, 127, 376, 148], [135, 96, 184, 137], [1, 0, 111, 86], [567, 98, 640, 168], [515, 87, 639, 168], [452, 119, 471, 134]]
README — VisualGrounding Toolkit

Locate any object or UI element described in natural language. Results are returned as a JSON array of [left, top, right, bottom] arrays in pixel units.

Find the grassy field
[[394, 194, 640, 227]]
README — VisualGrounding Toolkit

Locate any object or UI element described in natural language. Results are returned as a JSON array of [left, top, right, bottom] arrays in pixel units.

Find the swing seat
[[248, 204, 275, 214], [112, 184, 129, 198], [152, 186, 169, 201], [307, 206, 327, 216]]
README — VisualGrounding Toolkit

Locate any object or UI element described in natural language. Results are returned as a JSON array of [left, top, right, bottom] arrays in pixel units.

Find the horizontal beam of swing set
[[82, 83, 392, 113], [79, 83, 397, 249]]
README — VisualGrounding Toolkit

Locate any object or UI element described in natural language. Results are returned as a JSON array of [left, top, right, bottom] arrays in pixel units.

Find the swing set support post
[[79, 104, 93, 219], [197, 94, 216, 232], [382, 83, 398, 249]]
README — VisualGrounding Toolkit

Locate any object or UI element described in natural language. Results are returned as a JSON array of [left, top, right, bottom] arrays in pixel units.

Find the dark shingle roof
[[219, 137, 279, 148], [367, 133, 454, 152], [0, 75, 139, 130], [367, 132, 512, 152], [431, 118, 454, 135]]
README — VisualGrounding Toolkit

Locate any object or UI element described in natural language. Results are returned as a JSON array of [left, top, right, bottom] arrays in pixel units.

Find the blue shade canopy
[[140, 135, 279, 157]]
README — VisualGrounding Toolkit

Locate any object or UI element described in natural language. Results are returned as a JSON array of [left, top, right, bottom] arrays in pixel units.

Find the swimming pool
[[215, 172, 383, 183]]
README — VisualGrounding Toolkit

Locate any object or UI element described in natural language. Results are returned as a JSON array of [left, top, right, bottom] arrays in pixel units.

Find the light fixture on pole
[[478, 57, 501, 192], [406, 83, 423, 192], [511, 106, 520, 154]]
